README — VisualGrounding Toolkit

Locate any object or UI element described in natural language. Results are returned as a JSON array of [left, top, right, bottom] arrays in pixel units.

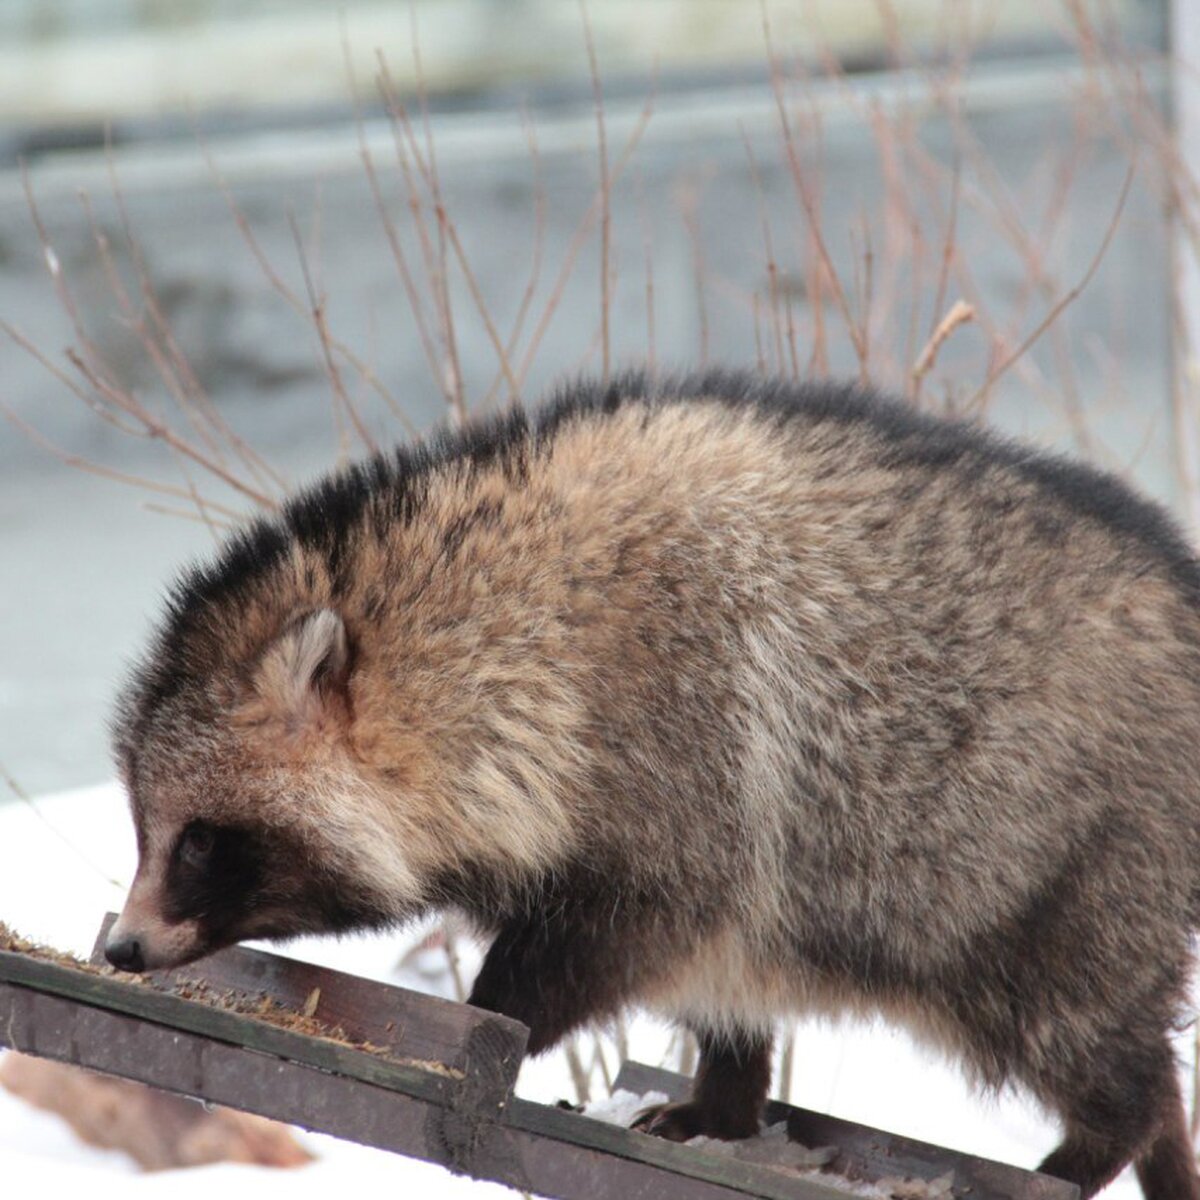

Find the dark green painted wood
[[0, 947, 450, 1104], [0, 928, 1076, 1200], [89, 912, 529, 1083], [615, 1062, 1080, 1200], [0, 967, 861, 1199], [502, 1098, 849, 1200], [0, 943, 865, 1198]]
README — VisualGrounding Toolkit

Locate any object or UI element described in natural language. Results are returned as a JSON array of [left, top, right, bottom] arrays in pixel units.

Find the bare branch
[[287, 208, 378, 456], [580, 0, 613, 386], [966, 163, 1135, 412], [911, 299, 975, 388]]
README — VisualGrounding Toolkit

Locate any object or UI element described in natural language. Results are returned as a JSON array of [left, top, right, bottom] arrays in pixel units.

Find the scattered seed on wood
[[0, 919, 458, 1077]]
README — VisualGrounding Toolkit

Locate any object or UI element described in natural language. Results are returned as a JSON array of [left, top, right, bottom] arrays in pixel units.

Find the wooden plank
[[498, 1097, 850, 1200], [615, 1063, 1079, 1200], [0, 947, 458, 1102], [0, 919, 866, 1199], [0, 974, 855, 1199], [5, 918, 1064, 1200], [90, 912, 527, 1093], [0, 980, 507, 1176], [82, 918, 857, 1197]]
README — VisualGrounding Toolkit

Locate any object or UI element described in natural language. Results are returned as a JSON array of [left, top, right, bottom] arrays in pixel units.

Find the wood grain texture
[[0, 920, 1079, 1198], [91, 911, 528, 1087], [0, 973, 853, 1198], [615, 1062, 1080, 1200]]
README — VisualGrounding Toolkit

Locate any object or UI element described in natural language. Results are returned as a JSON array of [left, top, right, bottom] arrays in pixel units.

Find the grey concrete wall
[[0, 0, 1085, 128]]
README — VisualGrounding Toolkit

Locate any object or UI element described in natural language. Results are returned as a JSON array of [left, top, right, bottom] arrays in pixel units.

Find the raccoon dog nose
[[105, 936, 145, 973]]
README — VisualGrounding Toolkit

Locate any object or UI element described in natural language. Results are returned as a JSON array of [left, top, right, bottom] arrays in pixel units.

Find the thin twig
[[580, 0, 613, 386], [142, 502, 235, 529], [912, 299, 975, 388], [761, 2, 867, 377], [2, 763, 126, 891], [965, 163, 1135, 412], [516, 89, 656, 387], [482, 106, 547, 410], [565, 1038, 592, 1106], [679, 181, 711, 367], [409, 16, 466, 424], [636, 166, 657, 376], [287, 209, 378, 455], [198, 122, 415, 438], [912, 156, 962, 402], [102, 136, 286, 494]]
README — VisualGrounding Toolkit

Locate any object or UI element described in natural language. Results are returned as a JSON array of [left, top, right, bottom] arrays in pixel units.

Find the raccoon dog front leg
[[468, 913, 642, 1055], [633, 1027, 772, 1141]]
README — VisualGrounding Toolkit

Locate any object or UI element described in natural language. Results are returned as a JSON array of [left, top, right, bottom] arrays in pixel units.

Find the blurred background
[[0, 1, 1193, 1195], [0, 0, 1176, 797]]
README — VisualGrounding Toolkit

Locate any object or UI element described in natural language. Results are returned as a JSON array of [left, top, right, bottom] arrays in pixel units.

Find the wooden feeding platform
[[0, 913, 1078, 1200]]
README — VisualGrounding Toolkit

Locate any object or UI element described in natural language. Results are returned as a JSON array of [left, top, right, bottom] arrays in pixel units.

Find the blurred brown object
[[0, 1051, 314, 1171]]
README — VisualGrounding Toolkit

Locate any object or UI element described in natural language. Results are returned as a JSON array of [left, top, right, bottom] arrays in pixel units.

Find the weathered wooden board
[[89, 911, 524, 1104], [0, 976, 854, 1199], [615, 1063, 1080, 1200], [495, 1098, 846, 1200], [0, 980, 482, 1169], [0, 949, 444, 1097], [0, 916, 1078, 1199], [0, 921, 855, 1199]]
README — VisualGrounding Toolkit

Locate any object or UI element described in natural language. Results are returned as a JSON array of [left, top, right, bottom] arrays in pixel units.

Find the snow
[[581, 1087, 670, 1128], [0, 782, 1167, 1197]]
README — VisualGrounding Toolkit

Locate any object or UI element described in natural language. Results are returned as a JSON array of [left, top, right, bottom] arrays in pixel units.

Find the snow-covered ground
[[0, 782, 1172, 1197]]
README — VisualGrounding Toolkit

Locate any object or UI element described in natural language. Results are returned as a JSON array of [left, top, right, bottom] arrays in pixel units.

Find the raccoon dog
[[107, 370, 1200, 1199]]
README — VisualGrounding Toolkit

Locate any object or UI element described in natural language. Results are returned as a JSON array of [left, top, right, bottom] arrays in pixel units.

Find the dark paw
[[631, 1100, 708, 1142], [631, 1100, 759, 1142]]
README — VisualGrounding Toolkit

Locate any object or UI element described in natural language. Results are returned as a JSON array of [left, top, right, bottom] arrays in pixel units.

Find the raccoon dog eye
[[178, 823, 215, 870]]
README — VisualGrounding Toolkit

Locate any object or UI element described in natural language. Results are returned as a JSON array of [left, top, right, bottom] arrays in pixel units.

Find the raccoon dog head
[[106, 608, 410, 972]]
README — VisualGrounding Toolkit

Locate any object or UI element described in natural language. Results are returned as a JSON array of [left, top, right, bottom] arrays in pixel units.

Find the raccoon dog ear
[[254, 609, 352, 730]]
